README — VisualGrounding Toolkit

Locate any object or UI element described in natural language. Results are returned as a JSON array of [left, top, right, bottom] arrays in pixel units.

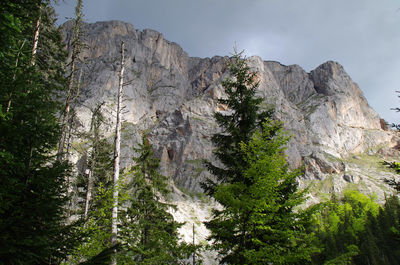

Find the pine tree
[[201, 51, 272, 264], [68, 182, 115, 264], [202, 52, 315, 264], [82, 103, 114, 217], [119, 135, 195, 264], [356, 195, 400, 264], [0, 1, 80, 263], [66, 105, 118, 264], [208, 120, 317, 264], [201, 51, 270, 196], [245, 120, 316, 264]]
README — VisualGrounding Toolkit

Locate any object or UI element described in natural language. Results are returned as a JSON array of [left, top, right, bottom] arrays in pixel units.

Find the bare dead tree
[[57, 0, 84, 161], [111, 40, 125, 265], [30, 14, 41, 66]]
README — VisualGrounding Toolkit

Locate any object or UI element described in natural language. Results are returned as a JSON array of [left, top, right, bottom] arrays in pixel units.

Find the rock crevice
[[62, 20, 399, 193]]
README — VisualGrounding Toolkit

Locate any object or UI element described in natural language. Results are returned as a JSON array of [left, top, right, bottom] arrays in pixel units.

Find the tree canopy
[[0, 1, 80, 263], [203, 52, 317, 264]]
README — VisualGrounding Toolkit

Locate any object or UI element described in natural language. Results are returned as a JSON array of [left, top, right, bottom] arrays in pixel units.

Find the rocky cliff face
[[62, 20, 399, 260]]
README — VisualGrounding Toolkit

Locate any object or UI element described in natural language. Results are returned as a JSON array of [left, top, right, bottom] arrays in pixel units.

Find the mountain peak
[[61, 21, 399, 263]]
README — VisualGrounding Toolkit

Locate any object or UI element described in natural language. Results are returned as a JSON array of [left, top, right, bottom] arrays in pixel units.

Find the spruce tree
[[82, 104, 114, 217], [202, 52, 316, 264], [68, 182, 115, 264], [67, 104, 116, 263], [312, 190, 400, 264], [0, 1, 80, 263], [119, 135, 194, 264], [201, 51, 271, 264], [245, 120, 316, 264], [202, 52, 270, 196], [208, 120, 317, 264]]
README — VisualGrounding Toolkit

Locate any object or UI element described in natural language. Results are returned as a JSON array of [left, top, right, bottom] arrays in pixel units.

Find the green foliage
[[66, 105, 116, 264], [73, 105, 114, 212], [383, 161, 400, 192], [207, 121, 317, 264], [68, 183, 114, 264], [119, 135, 198, 264], [78, 244, 122, 265], [242, 121, 318, 264], [0, 1, 80, 263], [312, 190, 400, 264], [201, 51, 272, 196], [202, 52, 316, 264]]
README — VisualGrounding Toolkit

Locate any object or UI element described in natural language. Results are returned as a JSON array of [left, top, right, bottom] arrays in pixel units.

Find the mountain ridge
[[61, 19, 398, 192], [61, 21, 399, 262]]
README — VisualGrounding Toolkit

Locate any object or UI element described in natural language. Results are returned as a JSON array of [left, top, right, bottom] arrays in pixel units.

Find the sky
[[53, 0, 400, 124]]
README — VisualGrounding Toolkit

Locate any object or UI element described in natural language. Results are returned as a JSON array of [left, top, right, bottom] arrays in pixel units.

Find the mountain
[[61, 20, 399, 261]]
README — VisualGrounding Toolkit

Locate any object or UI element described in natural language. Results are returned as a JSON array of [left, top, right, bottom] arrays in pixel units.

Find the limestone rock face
[[62, 20, 398, 191], [62, 21, 399, 262]]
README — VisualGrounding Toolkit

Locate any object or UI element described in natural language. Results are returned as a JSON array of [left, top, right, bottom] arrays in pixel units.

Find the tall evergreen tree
[[0, 1, 80, 263], [68, 182, 115, 264], [119, 135, 195, 264], [208, 120, 317, 264], [202, 52, 316, 264], [201, 52, 270, 196], [82, 103, 114, 218], [243, 121, 316, 264], [201, 52, 270, 264], [67, 104, 115, 264]]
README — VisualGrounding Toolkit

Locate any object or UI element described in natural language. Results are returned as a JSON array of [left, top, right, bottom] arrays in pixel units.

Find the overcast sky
[[54, 0, 400, 124]]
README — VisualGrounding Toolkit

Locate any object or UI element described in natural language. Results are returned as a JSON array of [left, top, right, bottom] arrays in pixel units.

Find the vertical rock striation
[[62, 19, 398, 198], [61, 21, 400, 263]]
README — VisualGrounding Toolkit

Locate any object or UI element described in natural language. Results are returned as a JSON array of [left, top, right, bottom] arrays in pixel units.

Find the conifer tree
[[0, 1, 80, 263], [58, 0, 85, 160], [202, 52, 315, 264], [82, 104, 113, 217], [245, 121, 316, 264], [202, 51, 270, 196], [201, 51, 271, 264], [67, 104, 116, 263], [119, 135, 195, 264], [311, 190, 400, 265], [68, 182, 115, 264], [208, 120, 317, 264]]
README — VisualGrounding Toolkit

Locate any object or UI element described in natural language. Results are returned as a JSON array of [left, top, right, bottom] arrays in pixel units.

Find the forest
[[1, 1, 400, 264]]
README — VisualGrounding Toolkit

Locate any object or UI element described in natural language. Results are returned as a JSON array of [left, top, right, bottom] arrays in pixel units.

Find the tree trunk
[[30, 15, 41, 66], [193, 223, 196, 265], [111, 40, 125, 265], [63, 68, 82, 161], [83, 168, 93, 218], [57, 0, 83, 161], [7, 5, 40, 113], [22, 13, 41, 169], [83, 103, 103, 218], [65, 112, 75, 160], [57, 58, 76, 161], [6, 39, 26, 113]]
